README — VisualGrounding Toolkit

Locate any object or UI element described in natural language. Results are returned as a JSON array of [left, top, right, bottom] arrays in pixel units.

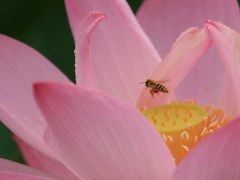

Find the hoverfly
[[139, 79, 169, 97]]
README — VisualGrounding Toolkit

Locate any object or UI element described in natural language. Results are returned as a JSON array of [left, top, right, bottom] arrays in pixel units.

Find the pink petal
[[137, 0, 240, 108], [137, 0, 240, 56], [172, 116, 240, 180], [65, 0, 161, 104], [74, 12, 105, 89], [205, 20, 240, 115], [0, 158, 57, 180], [137, 28, 210, 108], [34, 82, 175, 179], [15, 137, 79, 180], [0, 35, 70, 158], [0, 174, 56, 180]]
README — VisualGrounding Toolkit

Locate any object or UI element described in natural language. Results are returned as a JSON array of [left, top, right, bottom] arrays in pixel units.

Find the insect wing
[[155, 80, 169, 83]]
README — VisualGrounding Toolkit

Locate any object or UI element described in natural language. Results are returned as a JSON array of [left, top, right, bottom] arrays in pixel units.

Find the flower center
[[141, 101, 231, 164]]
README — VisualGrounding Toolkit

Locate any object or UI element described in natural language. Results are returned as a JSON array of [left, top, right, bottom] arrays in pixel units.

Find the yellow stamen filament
[[142, 101, 231, 164], [181, 145, 189, 152]]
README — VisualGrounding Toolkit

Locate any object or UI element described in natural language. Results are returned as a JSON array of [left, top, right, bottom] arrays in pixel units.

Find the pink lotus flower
[[0, 0, 240, 179]]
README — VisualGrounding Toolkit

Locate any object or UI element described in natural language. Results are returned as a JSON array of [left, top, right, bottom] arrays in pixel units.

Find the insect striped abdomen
[[156, 84, 169, 93]]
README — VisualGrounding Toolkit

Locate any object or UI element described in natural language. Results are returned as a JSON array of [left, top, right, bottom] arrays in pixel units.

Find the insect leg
[[150, 89, 155, 97]]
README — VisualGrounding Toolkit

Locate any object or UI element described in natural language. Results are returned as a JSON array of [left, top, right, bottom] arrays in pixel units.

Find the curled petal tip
[[204, 20, 223, 31], [87, 11, 106, 20], [74, 11, 107, 88], [205, 19, 214, 24]]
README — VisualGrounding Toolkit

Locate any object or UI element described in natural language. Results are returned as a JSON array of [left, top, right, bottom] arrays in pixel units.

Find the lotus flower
[[0, 0, 240, 179]]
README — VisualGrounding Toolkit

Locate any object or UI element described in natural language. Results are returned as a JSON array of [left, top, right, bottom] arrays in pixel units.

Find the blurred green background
[[0, 0, 239, 164]]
